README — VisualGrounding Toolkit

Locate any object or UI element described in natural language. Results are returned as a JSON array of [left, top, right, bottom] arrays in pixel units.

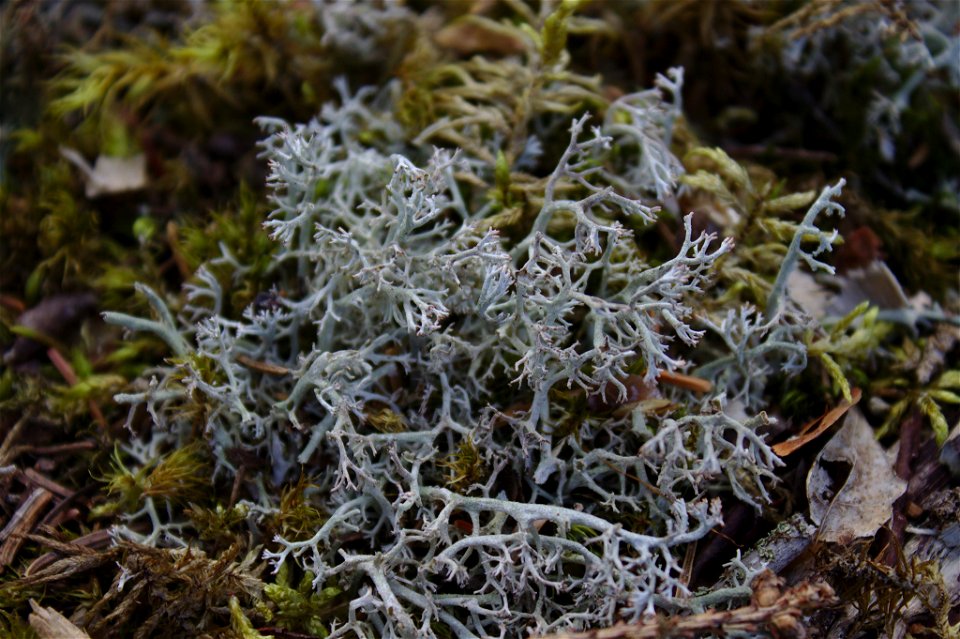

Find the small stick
[[0, 488, 54, 570], [236, 354, 292, 376], [537, 570, 836, 639], [29, 599, 91, 639], [0, 413, 30, 466], [20, 468, 74, 499], [658, 370, 713, 394], [17, 441, 98, 456]]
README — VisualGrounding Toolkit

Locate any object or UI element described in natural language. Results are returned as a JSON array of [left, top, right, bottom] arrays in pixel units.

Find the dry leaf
[[3, 292, 98, 365], [806, 407, 907, 542], [828, 260, 910, 316], [773, 387, 861, 456]]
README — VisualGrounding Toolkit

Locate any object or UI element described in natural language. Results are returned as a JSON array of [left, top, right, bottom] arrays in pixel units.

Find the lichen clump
[[103, 10, 848, 639], [2, 1, 957, 637]]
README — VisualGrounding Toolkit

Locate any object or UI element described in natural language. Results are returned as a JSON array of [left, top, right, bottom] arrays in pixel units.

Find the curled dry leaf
[[807, 406, 907, 543], [3, 292, 98, 365], [773, 387, 861, 457]]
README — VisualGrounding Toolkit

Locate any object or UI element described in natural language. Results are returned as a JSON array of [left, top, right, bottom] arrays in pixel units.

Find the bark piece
[[29, 599, 91, 639]]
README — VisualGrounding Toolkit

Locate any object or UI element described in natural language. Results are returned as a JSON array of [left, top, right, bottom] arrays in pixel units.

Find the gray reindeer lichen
[[103, 53, 843, 636]]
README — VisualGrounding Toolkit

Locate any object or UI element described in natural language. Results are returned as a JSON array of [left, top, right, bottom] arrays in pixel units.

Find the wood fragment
[[46, 346, 79, 386], [29, 599, 91, 639], [20, 467, 74, 498], [905, 501, 923, 518], [229, 464, 246, 508], [657, 370, 713, 394], [588, 375, 659, 414], [256, 628, 322, 639], [43, 507, 81, 528], [537, 570, 836, 639], [915, 322, 959, 385], [0, 413, 30, 466], [434, 16, 527, 55], [39, 479, 95, 528], [19, 440, 98, 456], [680, 540, 696, 588], [0, 487, 54, 570], [726, 143, 838, 163]]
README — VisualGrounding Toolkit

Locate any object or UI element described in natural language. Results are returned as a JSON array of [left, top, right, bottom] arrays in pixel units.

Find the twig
[[537, 570, 836, 639], [16, 441, 98, 456], [599, 458, 667, 499], [26, 529, 114, 577], [228, 464, 246, 508], [20, 467, 74, 498], [0, 488, 54, 570], [0, 413, 30, 466], [235, 354, 292, 376], [881, 410, 923, 566], [255, 629, 319, 639], [658, 370, 712, 394], [41, 482, 99, 528]]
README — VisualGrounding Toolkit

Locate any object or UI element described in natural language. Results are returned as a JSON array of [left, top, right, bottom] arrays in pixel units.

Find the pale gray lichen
[[695, 179, 846, 409], [103, 66, 844, 637]]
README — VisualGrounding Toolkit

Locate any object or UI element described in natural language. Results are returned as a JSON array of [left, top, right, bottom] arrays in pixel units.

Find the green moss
[[263, 563, 344, 637], [0, 611, 38, 639], [94, 441, 210, 516], [441, 435, 489, 492]]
